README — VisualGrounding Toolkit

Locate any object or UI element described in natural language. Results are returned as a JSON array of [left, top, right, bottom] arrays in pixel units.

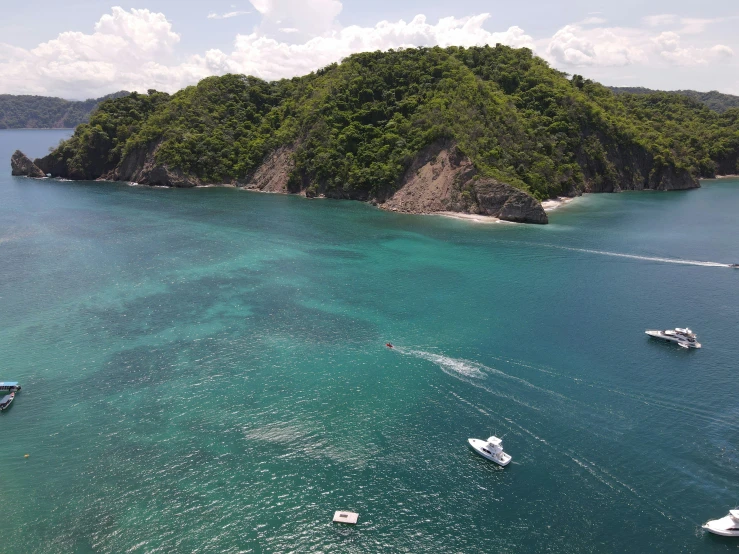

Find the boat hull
[[0, 392, 14, 411], [703, 524, 739, 537], [468, 438, 511, 467], [703, 514, 739, 537]]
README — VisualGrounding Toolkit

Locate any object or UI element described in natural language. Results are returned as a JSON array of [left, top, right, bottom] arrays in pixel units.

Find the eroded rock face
[[474, 180, 549, 224], [10, 150, 46, 178], [575, 131, 700, 192], [649, 166, 700, 191], [112, 142, 201, 187], [242, 145, 295, 193], [380, 141, 548, 224]]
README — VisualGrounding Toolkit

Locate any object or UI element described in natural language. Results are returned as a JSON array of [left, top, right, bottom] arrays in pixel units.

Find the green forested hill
[[610, 87, 739, 114], [30, 47, 739, 200], [0, 91, 129, 129]]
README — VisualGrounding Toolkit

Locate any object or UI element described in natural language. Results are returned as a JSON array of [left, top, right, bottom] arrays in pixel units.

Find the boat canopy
[[0, 382, 19, 390], [730, 510, 739, 520], [487, 437, 503, 446]]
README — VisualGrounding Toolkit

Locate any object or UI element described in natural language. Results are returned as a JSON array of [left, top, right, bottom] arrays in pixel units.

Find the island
[[10, 46, 739, 224]]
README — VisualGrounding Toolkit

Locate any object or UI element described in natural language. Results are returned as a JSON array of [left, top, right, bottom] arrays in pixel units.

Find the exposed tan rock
[[381, 142, 473, 214], [380, 141, 548, 224], [243, 145, 295, 192]]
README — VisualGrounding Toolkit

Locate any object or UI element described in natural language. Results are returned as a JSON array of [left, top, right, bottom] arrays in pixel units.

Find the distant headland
[[9, 46, 739, 224], [0, 91, 130, 130]]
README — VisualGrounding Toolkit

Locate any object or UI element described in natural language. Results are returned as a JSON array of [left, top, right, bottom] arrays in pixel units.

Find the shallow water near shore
[[1, 129, 738, 553]]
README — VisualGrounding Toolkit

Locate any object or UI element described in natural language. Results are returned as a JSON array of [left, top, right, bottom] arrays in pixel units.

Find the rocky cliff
[[11, 150, 46, 178], [13, 140, 548, 223], [575, 131, 699, 193], [379, 142, 548, 223]]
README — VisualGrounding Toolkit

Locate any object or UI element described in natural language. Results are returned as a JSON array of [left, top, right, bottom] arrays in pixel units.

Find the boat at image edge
[[468, 436, 512, 467], [645, 328, 701, 349], [0, 392, 15, 411], [703, 510, 739, 537], [0, 381, 21, 393]]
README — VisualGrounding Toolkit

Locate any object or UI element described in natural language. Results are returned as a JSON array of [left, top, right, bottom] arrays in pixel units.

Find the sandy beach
[[541, 196, 579, 212], [434, 211, 506, 223]]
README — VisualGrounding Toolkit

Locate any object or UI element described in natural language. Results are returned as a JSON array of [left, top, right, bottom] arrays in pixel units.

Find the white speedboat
[[703, 510, 739, 537], [468, 436, 511, 467], [645, 327, 701, 349]]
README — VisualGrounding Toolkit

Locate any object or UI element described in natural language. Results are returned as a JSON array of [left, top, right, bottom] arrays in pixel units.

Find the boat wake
[[395, 348, 487, 380], [540, 243, 731, 268]]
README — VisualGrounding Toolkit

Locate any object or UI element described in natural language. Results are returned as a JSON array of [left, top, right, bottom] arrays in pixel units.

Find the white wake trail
[[397, 348, 487, 379], [543, 244, 731, 268]]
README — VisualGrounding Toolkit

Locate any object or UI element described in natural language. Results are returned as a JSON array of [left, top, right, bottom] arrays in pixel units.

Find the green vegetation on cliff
[[0, 91, 130, 129], [37, 47, 739, 199], [611, 87, 739, 114]]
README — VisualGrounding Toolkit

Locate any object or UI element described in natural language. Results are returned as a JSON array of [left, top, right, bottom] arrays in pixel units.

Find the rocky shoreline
[[10, 138, 705, 225]]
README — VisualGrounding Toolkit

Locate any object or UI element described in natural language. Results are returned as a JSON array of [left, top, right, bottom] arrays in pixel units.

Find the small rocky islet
[[11, 45, 739, 224]]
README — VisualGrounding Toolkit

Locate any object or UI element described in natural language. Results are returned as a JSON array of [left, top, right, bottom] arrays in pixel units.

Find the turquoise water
[[1, 129, 738, 553]]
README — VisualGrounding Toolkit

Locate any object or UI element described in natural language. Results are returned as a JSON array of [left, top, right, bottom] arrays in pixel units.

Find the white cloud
[[249, 0, 342, 35], [0, 5, 735, 98], [546, 24, 646, 67], [208, 15, 533, 80], [0, 8, 535, 97], [0, 7, 187, 97], [642, 14, 728, 35], [643, 14, 677, 27], [653, 31, 734, 65], [544, 20, 734, 70], [207, 11, 250, 20], [678, 18, 719, 34]]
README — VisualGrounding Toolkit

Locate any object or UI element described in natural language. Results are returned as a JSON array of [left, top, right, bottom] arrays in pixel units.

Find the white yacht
[[645, 327, 701, 349], [468, 436, 511, 467], [703, 510, 739, 537]]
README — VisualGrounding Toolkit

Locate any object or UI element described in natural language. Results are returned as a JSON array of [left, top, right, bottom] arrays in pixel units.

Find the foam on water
[[395, 348, 487, 379]]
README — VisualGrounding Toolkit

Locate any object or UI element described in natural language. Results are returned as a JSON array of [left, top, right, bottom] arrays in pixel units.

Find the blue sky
[[0, 1, 737, 98]]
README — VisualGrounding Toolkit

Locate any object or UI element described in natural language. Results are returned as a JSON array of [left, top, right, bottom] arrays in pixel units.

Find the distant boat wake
[[540, 243, 732, 268], [391, 348, 570, 401]]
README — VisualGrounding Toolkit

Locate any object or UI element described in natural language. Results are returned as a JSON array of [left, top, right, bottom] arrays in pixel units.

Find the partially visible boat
[[468, 436, 512, 467], [0, 381, 21, 393], [730, 264, 739, 269], [0, 392, 15, 411], [645, 328, 701, 349], [703, 510, 739, 537]]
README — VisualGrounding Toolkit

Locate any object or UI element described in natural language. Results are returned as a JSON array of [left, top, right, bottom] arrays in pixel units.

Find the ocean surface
[[1, 129, 738, 553]]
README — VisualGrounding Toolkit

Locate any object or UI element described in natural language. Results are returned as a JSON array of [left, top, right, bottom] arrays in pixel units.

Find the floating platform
[[333, 511, 358, 524]]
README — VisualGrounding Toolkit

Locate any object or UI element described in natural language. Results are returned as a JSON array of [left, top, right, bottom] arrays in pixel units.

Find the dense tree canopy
[[0, 91, 129, 129], [611, 87, 739, 114], [45, 46, 739, 200]]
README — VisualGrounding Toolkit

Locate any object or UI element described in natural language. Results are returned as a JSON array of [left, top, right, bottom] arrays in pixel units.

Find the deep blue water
[[1, 129, 738, 553]]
